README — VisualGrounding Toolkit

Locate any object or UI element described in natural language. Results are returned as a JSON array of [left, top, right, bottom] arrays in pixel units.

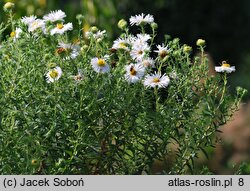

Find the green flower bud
[[194, 56, 200, 63], [196, 39, 206, 47], [164, 34, 171, 41], [150, 22, 158, 29], [236, 86, 248, 97], [183, 45, 192, 54], [81, 45, 88, 52], [173, 38, 180, 44], [118, 19, 127, 30], [76, 14, 84, 21], [97, 38, 102, 43], [90, 26, 98, 33], [3, 2, 14, 12], [47, 62, 57, 68]]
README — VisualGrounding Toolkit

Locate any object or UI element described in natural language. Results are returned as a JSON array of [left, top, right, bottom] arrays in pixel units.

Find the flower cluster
[[12, 10, 73, 39], [13, 11, 235, 88], [107, 14, 173, 88]]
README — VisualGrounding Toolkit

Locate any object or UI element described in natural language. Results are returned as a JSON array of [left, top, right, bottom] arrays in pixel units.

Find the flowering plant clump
[[0, 5, 246, 174]]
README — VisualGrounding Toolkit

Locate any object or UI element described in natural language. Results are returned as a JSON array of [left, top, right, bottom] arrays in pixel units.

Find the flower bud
[[47, 62, 57, 68], [196, 39, 206, 47], [194, 56, 200, 63], [236, 86, 248, 97], [97, 38, 102, 43], [150, 22, 158, 29], [183, 45, 192, 54], [173, 38, 180, 44], [81, 45, 88, 52], [90, 26, 98, 33], [3, 2, 15, 12], [118, 19, 127, 30], [76, 14, 84, 21], [164, 34, 171, 41]]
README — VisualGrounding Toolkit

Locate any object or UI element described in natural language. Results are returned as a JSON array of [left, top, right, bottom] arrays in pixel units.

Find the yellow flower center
[[32, 21, 38, 28], [130, 67, 137, 76], [57, 23, 64, 29], [222, 63, 230, 67], [118, 42, 127, 49], [10, 31, 16, 37], [49, 69, 59, 79], [222, 61, 230, 68], [97, 59, 106, 66], [153, 78, 160, 83]]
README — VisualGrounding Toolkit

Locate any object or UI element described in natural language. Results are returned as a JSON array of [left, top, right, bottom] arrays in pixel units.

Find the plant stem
[[217, 73, 227, 110], [154, 87, 159, 112]]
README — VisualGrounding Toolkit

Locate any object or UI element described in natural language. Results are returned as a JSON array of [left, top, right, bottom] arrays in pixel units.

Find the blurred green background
[[0, 0, 249, 174]]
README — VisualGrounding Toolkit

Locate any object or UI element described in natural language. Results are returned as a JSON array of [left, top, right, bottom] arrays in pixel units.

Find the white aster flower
[[112, 37, 130, 51], [132, 34, 151, 46], [94, 30, 106, 40], [27, 19, 45, 33], [46, 66, 62, 83], [130, 43, 150, 61], [10, 28, 22, 41], [57, 42, 80, 59], [86, 30, 106, 41], [91, 56, 110, 73], [154, 44, 171, 58], [144, 72, 170, 88], [215, 61, 235, 73], [43, 10, 66, 22], [50, 23, 73, 35], [129, 13, 154, 26], [140, 57, 155, 68], [125, 63, 145, 83], [21, 15, 37, 25]]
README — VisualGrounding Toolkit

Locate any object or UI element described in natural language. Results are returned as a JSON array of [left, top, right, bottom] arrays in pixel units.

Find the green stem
[[200, 47, 205, 66], [154, 87, 159, 112], [158, 59, 164, 73], [217, 73, 227, 110], [10, 12, 14, 31], [150, 27, 156, 47], [45, 82, 58, 138], [54, 82, 57, 126], [140, 24, 145, 34]]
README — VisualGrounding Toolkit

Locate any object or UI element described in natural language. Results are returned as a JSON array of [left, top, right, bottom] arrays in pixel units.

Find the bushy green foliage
[[0, 6, 246, 174]]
